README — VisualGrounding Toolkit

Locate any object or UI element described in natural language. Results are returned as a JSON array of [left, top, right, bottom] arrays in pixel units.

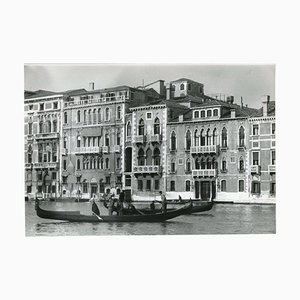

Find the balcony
[[237, 145, 246, 151], [62, 148, 68, 156], [268, 165, 276, 173], [133, 165, 162, 174], [251, 165, 261, 174], [35, 132, 59, 140], [114, 145, 121, 153], [74, 146, 101, 154], [192, 169, 216, 177], [27, 134, 34, 141], [191, 145, 218, 154], [25, 163, 32, 169], [134, 136, 146, 144], [33, 162, 58, 169], [149, 134, 162, 143], [102, 146, 109, 153]]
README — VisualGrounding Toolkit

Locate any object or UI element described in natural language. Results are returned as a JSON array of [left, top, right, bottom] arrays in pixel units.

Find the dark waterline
[[25, 201, 276, 236]]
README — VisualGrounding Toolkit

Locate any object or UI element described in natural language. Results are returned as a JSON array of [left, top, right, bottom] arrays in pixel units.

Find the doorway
[[195, 181, 200, 199], [201, 181, 210, 200]]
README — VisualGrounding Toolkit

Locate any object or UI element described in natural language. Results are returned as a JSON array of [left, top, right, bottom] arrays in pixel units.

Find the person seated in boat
[[150, 201, 155, 211], [91, 198, 100, 217], [108, 193, 115, 216], [178, 195, 182, 202], [116, 198, 124, 216], [128, 203, 138, 215]]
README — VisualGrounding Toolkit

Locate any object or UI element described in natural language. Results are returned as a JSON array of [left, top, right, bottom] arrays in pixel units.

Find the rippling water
[[25, 201, 276, 236]]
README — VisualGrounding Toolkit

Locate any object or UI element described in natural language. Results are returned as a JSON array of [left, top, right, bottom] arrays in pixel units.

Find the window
[[194, 111, 199, 118], [207, 110, 212, 117], [117, 176, 122, 184], [180, 83, 184, 90], [84, 110, 87, 123], [171, 160, 176, 173], [170, 180, 175, 191], [138, 148, 145, 166], [51, 185, 56, 193], [221, 180, 226, 192], [77, 136, 81, 147], [239, 180, 244, 192], [270, 182, 276, 195], [27, 153, 32, 163], [222, 127, 227, 147], [127, 122, 132, 137], [200, 110, 205, 118], [186, 159, 191, 172], [116, 158, 121, 169], [116, 133, 121, 145], [105, 158, 109, 169], [195, 157, 200, 170], [53, 102, 58, 109], [239, 157, 244, 171], [222, 158, 227, 171], [105, 176, 110, 184], [251, 181, 261, 194], [138, 119, 144, 135], [252, 124, 259, 135], [171, 131, 176, 151], [105, 107, 110, 121], [239, 127, 245, 147], [146, 112, 152, 119], [53, 120, 57, 132], [200, 129, 205, 146], [64, 112, 68, 124], [188, 83, 191, 91], [28, 122, 32, 135], [98, 108, 101, 123], [146, 180, 151, 191], [117, 106, 121, 120], [77, 159, 80, 170], [185, 180, 191, 192], [76, 110, 80, 123], [40, 103, 44, 111], [27, 186, 32, 193], [38, 172, 43, 181], [125, 175, 131, 187], [153, 148, 160, 165], [154, 118, 160, 134], [154, 179, 159, 190], [29, 105, 33, 110], [52, 172, 57, 180], [271, 123, 275, 134], [252, 152, 259, 165], [105, 134, 110, 146], [186, 130, 191, 150], [146, 148, 152, 166], [63, 138, 67, 149], [39, 121, 43, 133], [138, 180, 143, 191], [194, 129, 199, 147], [83, 181, 88, 193], [63, 160, 67, 170], [213, 109, 218, 117], [230, 156, 236, 163], [38, 186, 43, 193], [271, 150, 276, 165]]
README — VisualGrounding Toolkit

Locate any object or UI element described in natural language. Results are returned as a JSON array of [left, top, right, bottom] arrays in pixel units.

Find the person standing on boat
[[108, 193, 115, 216], [159, 191, 167, 214], [91, 198, 100, 217]]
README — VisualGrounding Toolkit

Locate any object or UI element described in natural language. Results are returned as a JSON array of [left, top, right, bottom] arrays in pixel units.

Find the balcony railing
[[149, 134, 162, 143], [35, 132, 59, 139], [65, 95, 128, 107], [33, 162, 58, 169], [251, 165, 261, 174], [190, 145, 218, 154], [268, 165, 276, 173], [102, 146, 109, 153], [114, 145, 121, 153], [25, 163, 32, 169], [192, 169, 216, 177], [134, 136, 146, 144], [62, 148, 68, 155], [74, 146, 101, 154], [133, 165, 162, 174]]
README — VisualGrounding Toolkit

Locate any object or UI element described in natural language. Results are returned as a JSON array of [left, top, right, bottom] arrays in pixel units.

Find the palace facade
[[24, 78, 275, 203]]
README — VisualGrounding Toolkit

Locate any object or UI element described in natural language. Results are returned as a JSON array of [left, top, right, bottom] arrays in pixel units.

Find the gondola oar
[[92, 212, 103, 221]]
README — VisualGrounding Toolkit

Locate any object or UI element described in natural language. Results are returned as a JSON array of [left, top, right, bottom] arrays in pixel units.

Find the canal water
[[25, 201, 275, 236]]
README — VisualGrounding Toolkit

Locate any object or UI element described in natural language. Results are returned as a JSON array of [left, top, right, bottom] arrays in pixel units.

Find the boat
[[35, 199, 192, 222]]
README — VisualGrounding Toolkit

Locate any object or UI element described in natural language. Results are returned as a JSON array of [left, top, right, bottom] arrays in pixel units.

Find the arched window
[[186, 158, 191, 172], [98, 108, 101, 124], [201, 158, 206, 169], [194, 111, 199, 119], [138, 119, 144, 136], [239, 126, 245, 147], [77, 136, 81, 148], [88, 109, 92, 124], [100, 158, 103, 169], [207, 128, 211, 146], [77, 110, 81, 123], [116, 158, 121, 169], [221, 180, 226, 192], [127, 122, 132, 137], [239, 157, 244, 171], [213, 109, 218, 117], [64, 112, 68, 124], [222, 127, 228, 147], [212, 128, 217, 146], [83, 110, 87, 124], [53, 120, 57, 132], [48, 120, 52, 133], [105, 107, 110, 121], [200, 129, 205, 146], [171, 131, 176, 151], [185, 180, 191, 192], [212, 158, 217, 169], [63, 137, 67, 149], [93, 109, 97, 123], [239, 180, 244, 192], [77, 159, 80, 170], [171, 159, 176, 173], [39, 121, 43, 133], [105, 134, 110, 147], [186, 130, 191, 150], [116, 133, 121, 145], [97, 157, 100, 169], [105, 158, 109, 169], [180, 83, 184, 90], [146, 148, 152, 165], [86, 158, 90, 170], [222, 157, 227, 171], [117, 106, 121, 120], [195, 157, 200, 169], [138, 148, 145, 166], [154, 118, 160, 134], [153, 148, 160, 165], [194, 129, 199, 147], [207, 158, 212, 169]]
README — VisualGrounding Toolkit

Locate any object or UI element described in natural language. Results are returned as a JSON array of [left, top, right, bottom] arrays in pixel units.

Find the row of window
[[252, 123, 275, 135], [63, 134, 121, 148], [38, 101, 59, 111], [63, 157, 121, 171], [193, 109, 219, 119], [37, 120, 58, 134]]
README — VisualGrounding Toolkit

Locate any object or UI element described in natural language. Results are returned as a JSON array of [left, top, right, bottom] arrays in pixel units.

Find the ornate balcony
[[134, 136, 146, 144], [33, 162, 58, 169], [192, 169, 216, 177], [251, 165, 261, 174], [191, 145, 218, 154], [114, 145, 121, 153], [74, 146, 101, 154], [268, 165, 276, 173], [149, 134, 162, 143], [133, 165, 162, 174], [35, 132, 59, 140]]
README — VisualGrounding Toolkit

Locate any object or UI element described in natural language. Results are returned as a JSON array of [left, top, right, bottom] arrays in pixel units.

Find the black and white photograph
[[24, 64, 276, 236]]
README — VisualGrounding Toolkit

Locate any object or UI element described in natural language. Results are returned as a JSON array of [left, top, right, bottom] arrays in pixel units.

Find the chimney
[[231, 109, 236, 118], [159, 80, 166, 96], [226, 96, 234, 104], [178, 115, 184, 122], [89, 82, 95, 91], [261, 95, 270, 116], [166, 82, 171, 100]]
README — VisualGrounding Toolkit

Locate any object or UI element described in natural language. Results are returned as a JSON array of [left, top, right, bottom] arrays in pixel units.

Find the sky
[[24, 64, 275, 109]]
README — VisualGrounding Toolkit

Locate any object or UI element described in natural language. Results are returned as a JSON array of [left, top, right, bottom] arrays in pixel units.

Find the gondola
[[35, 200, 192, 223]]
